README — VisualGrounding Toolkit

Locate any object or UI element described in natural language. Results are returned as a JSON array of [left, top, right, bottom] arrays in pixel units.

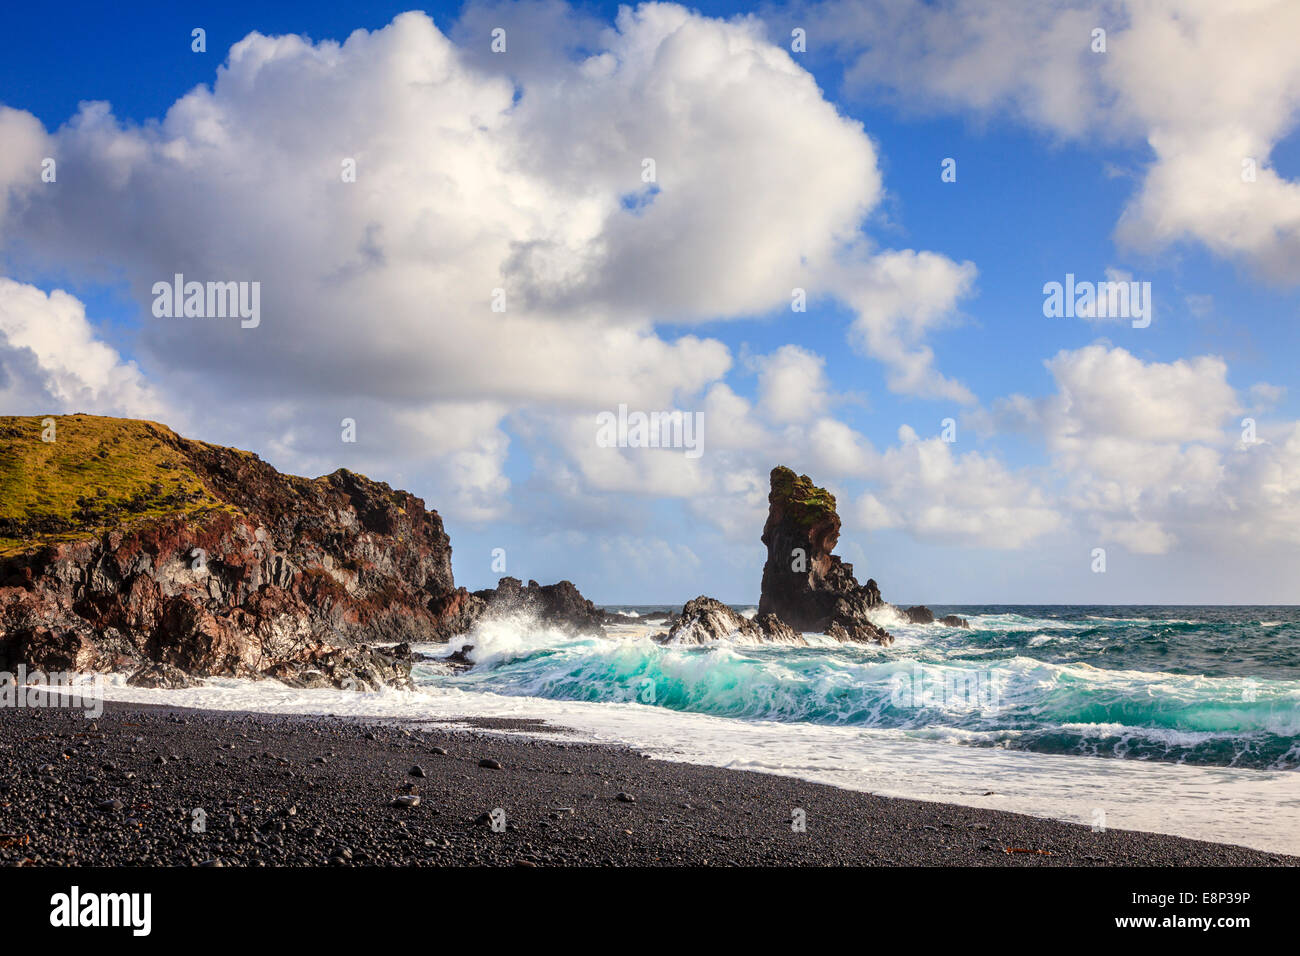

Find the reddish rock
[[0, 422, 486, 688]]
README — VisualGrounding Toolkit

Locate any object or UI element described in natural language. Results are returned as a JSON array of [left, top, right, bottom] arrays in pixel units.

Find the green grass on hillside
[[0, 414, 240, 555]]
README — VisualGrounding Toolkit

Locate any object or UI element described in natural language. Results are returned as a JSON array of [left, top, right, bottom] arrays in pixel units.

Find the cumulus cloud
[[0, 5, 980, 521], [754, 345, 831, 424], [852, 424, 1062, 548], [821, 248, 978, 403], [981, 342, 1300, 554], [806, 416, 878, 477], [0, 279, 167, 419], [1044, 344, 1239, 445], [685, 467, 770, 542], [814, 0, 1300, 281], [700, 383, 773, 453]]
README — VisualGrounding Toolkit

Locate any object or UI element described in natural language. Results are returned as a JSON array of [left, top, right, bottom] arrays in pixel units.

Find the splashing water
[[415, 605, 1300, 770]]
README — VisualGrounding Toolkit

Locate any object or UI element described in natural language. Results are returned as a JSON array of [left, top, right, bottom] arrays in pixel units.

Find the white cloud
[[0, 279, 167, 419], [0, 107, 48, 223], [821, 248, 978, 402], [0, 7, 977, 506], [685, 467, 770, 541], [596, 534, 702, 582], [700, 383, 772, 452], [1044, 344, 1239, 445], [816, 0, 1300, 281], [854, 427, 1062, 548], [806, 417, 877, 477], [983, 342, 1300, 554], [754, 344, 831, 423], [1099, 519, 1176, 556]]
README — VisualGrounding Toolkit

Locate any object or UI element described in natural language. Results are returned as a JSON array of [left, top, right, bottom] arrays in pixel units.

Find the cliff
[[0, 414, 473, 688]]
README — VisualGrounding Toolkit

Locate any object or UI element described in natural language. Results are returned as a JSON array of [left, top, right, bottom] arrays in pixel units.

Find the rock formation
[[904, 605, 970, 628], [468, 577, 606, 635], [758, 466, 892, 645], [904, 605, 935, 624], [660, 596, 803, 645], [0, 415, 599, 688]]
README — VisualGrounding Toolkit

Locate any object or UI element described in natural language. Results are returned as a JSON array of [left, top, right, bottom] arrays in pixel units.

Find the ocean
[[91, 604, 1300, 854], [427, 604, 1300, 771]]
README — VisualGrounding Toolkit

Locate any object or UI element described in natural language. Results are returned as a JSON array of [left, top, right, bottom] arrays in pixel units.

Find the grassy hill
[[0, 414, 243, 555]]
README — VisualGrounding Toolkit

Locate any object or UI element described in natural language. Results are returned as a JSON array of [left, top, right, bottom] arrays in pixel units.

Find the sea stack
[[758, 466, 892, 645]]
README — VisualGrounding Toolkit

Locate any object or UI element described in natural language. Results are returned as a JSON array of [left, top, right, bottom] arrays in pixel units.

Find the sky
[[2, 0, 1299, 605]]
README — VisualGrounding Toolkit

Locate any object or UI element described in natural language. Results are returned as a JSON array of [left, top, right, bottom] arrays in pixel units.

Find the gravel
[[0, 701, 1292, 867]]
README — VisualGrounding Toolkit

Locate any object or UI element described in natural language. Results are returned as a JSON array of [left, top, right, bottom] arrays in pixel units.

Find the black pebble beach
[[1, 701, 1292, 867]]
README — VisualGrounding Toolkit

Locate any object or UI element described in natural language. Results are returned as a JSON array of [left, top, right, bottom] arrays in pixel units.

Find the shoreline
[[1, 700, 1294, 867]]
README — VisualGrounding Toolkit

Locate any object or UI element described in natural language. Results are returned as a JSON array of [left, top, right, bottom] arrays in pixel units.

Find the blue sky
[[2, 1, 1299, 604]]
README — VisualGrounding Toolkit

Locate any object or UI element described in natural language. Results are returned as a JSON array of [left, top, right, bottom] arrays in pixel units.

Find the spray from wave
[[412, 606, 1300, 770]]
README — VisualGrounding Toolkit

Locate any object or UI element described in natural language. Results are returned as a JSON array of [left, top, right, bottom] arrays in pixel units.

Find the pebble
[[0, 705, 1284, 869]]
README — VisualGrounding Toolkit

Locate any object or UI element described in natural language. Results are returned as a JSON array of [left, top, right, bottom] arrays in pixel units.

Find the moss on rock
[[769, 465, 838, 528]]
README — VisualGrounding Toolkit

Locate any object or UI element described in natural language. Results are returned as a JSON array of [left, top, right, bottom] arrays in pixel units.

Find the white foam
[[967, 613, 1092, 632], [866, 603, 913, 630]]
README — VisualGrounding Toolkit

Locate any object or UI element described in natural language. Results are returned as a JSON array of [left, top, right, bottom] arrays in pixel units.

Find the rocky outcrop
[[0, 415, 486, 688], [758, 466, 892, 646], [467, 577, 606, 636], [905, 606, 970, 628], [427, 587, 488, 641], [425, 577, 607, 669], [660, 596, 805, 645], [904, 605, 936, 625]]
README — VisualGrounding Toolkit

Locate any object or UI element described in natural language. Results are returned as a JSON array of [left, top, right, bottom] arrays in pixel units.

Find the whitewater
[[88, 604, 1300, 855]]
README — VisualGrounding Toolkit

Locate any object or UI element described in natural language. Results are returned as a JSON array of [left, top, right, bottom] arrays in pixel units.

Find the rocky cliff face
[[0, 415, 474, 688], [758, 466, 892, 645]]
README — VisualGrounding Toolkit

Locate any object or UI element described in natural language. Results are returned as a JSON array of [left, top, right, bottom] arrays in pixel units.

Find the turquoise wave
[[414, 605, 1300, 769]]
